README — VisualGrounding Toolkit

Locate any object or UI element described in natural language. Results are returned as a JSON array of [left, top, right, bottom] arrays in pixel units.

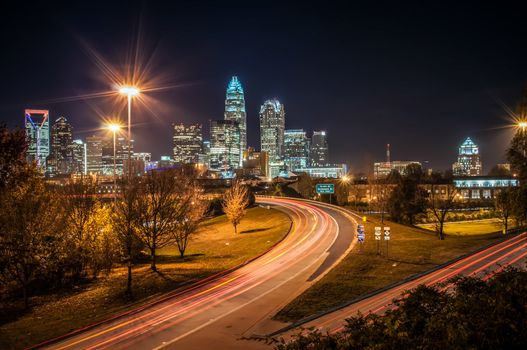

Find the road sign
[[374, 226, 382, 241], [358, 234, 365, 242], [315, 183, 335, 194], [384, 227, 390, 238]]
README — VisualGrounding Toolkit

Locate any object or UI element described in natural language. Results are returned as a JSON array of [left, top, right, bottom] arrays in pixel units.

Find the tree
[[135, 169, 190, 271], [111, 177, 142, 294], [173, 181, 207, 258], [222, 180, 250, 234], [507, 129, 527, 182], [0, 125, 27, 189], [428, 183, 457, 240], [0, 165, 63, 308], [387, 166, 427, 225], [495, 188, 514, 234]]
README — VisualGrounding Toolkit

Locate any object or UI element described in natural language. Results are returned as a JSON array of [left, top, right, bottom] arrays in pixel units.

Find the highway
[[276, 230, 527, 336], [39, 197, 357, 350]]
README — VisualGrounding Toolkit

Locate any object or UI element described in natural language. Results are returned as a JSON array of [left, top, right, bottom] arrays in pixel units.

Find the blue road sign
[[316, 183, 335, 194]]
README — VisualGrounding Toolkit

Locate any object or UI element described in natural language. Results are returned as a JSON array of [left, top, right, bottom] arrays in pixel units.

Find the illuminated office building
[[452, 137, 482, 176], [224, 76, 246, 166], [310, 130, 328, 167], [210, 120, 241, 172], [173, 123, 203, 164], [284, 129, 309, 171], [71, 139, 87, 175], [48, 116, 73, 176], [24, 109, 50, 169], [86, 135, 103, 175]]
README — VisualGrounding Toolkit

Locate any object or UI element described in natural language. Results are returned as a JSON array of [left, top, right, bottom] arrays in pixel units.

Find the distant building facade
[[25, 109, 50, 169], [452, 137, 482, 176], [240, 147, 268, 177], [260, 99, 285, 178], [300, 164, 347, 178], [284, 129, 309, 171], [210, 120, 241, 173], [71, 139, 86, 175], [86, 135, 103, 175], [173, 123, 203, 164], [224, 76, 246, 166], [310, 130, 328, 167], [47, 116, 73, 176], [373, 161, 422, 179]]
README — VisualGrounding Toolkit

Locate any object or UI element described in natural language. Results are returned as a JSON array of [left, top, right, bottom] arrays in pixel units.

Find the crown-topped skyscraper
[[224, 76, 246, 166]]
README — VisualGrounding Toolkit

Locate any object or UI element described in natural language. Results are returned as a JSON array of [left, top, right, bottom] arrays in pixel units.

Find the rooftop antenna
[[386, 143, 391, 163]]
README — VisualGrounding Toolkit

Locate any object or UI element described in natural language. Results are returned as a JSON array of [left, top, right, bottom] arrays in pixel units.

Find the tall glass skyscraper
[[284, 129, 309, 171], [259, 99, 285, 162], [310, 130, 329, 167], [48, 116, 73, 176], [24, 109, 50, 169], [210, 120, 241, 173], [173, 123, 203, 164], [224, 76, 246, 166], [452, 137, 482, 176]]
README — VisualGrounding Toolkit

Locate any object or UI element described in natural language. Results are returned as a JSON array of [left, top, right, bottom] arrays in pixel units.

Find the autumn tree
[[222, 180, 250, 234], [495, 188, 515, 234], [428, 182, 458, 240], [0, 124, 27, 189], [0, 165, 64, 308]]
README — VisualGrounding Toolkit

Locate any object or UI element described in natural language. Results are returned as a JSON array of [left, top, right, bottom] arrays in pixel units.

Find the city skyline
[[2, 2, 527, 172]]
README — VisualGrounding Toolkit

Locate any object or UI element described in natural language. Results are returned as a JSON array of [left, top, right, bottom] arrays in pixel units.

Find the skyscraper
[[284, 129, 309, 171], [49, 116, 73, 175], [224, 76, 246, 166], [24, 109, 50, 169], [173, 123, 203, 164], [209, 120, 241, 172], [259, 99, 285, 162], [71, 139, 87, 175], [102, 136, 130, 176], [452, 137, 482, 176], [86, 135, 103, 175], [310, 130, 329, 167]]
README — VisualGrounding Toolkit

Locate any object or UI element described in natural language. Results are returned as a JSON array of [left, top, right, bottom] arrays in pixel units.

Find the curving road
[[275, 230, 527, 336], [39, 197, 357, 350]]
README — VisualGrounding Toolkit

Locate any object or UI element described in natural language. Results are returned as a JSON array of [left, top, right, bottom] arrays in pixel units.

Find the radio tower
[[386, 143, 391, 163]]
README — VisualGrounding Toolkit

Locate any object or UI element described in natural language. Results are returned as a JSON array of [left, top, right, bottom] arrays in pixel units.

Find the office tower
[[452, 137, 482, 176], [24, 109, 50, 168], [310, 130, 329, 167], [284, 129, 309, 171], [259, 99, 285, 162], [173, 123, 203, 163], [224, 76, 246, 166], [49, 116, 73, 175], [71, 139, 87, 175], [209, 120, 241, 172], [86, 135, 103, 175]]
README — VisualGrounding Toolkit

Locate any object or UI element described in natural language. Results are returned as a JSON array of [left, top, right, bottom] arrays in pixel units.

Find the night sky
[[1, 0, 527, 173]]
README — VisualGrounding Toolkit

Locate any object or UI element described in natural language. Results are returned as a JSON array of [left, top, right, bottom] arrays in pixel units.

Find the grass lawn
[[275, 213, 504, 322], [417, 218, 509, 235], [0, 206, 291, 350]]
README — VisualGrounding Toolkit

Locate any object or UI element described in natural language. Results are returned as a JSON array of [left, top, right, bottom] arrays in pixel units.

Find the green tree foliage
[[273, 268, 527, 350], [0, 124, 27, 189], [495, 188, 514, 233], [387, 165, 427, 225], [0, 165, 64, 308], [507, 130, 527, 182]]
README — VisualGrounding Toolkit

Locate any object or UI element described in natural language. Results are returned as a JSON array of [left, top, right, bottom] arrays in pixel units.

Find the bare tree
[[111, 177, 142, 294], [222, 180, 250, 234], [173, 182, 207, 258], [495, 188, 514, 234], [428, 183, 458, 240], [136, 169, 190, 271]]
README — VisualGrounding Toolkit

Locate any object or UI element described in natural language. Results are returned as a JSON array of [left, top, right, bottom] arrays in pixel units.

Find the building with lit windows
[[47, 116, 73, 176], [374, 161, 422, 179], [173, 123, 203, 164], [101, 136, 132, 176], [86, 135, 103, 175], [210, 120, 241, 173], [25, 109, 50, 169], [224, 76, 246, 166], [284, 129, 309, 171], [239, 147, 268, 177], [453, 176, 519, 200], [299, 164, 348, 178], [452, 137, 482, 176], [71, 139, 87, 175], [310, 130, 328, 167], [260, 99, 285, 178]]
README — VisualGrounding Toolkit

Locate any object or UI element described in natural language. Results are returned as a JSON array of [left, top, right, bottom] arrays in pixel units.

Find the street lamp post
[[519, 122, 527, 158], [107, 124, 121, 200], [118, 86, 140, 178]]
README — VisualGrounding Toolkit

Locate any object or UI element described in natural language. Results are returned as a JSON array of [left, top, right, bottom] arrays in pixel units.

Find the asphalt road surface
[[279, 230, 527, 336], [39, 197, 357, 350]]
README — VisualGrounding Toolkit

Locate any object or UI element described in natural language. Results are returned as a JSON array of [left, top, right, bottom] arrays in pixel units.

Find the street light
[[118, 85, 140, 178], [107, 123, 122, 199]]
